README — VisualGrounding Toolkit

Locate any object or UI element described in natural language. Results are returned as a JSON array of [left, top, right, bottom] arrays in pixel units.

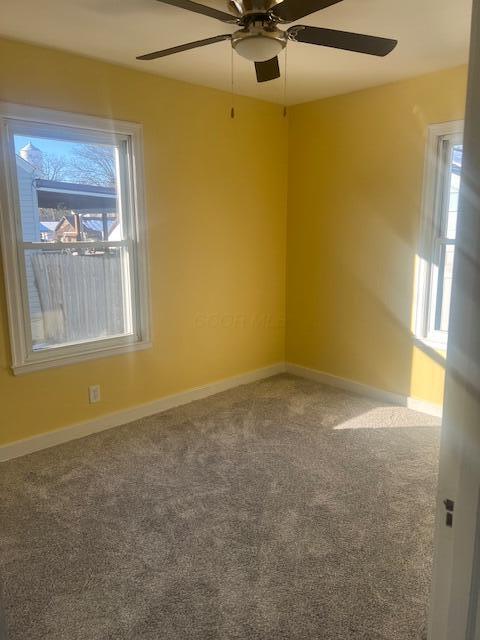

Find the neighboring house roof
[[35, 179, 115, 195], [54, 213, 118, 240], [39, 221, 58, 233], [82, 219, 117, 233], [35, 179, 117, 211]]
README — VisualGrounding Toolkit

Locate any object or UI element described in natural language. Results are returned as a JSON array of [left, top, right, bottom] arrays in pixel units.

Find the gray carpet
[[0, 374, 440, 640]]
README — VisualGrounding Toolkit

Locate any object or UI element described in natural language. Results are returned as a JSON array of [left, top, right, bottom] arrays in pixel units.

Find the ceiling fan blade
[[155, 0, 238, 23], [270, 0, 342, 23], [137, 34, 231, 60], [288, 26, 397, 56], [255, 57, 281, 83]]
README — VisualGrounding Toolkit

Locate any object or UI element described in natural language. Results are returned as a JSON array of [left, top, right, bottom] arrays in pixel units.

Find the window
[[0, 103, 150, 374], [415, 121, 463, 349]]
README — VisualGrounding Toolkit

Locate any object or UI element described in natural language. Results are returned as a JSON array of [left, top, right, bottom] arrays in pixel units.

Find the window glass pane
[[24, 246, 133, 350], [435, 244, 456, 333], [445, 145, 463, 240], [13, 134, 124, 243]]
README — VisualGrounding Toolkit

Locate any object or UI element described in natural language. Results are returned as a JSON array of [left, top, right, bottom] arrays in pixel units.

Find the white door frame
[[429, 0, 480, 637]]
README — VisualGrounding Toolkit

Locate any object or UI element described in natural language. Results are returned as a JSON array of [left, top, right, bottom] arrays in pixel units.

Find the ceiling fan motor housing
[[228, 0, 284, 16]]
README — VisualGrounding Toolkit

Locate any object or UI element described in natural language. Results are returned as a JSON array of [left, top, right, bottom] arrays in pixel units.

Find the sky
[[14, 134, 79, 158], [14, 134, 117, 187]]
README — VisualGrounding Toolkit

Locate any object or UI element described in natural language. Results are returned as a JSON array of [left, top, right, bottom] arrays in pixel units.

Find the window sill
[[12, 340, 152, 375], [415, 335, 448, 356]]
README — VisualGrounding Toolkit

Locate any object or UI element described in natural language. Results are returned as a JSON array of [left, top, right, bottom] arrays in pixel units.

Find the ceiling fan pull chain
[[283, 45, 288, 117], [230, 44, 235, 119]]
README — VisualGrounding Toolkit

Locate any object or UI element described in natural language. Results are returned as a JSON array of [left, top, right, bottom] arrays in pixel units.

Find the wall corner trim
[[285, 363, 443, 419], [0, 362, 286, 462]]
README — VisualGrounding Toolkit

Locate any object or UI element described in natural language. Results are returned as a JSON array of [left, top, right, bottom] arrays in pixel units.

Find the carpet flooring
[[0, 374, 440, 640]]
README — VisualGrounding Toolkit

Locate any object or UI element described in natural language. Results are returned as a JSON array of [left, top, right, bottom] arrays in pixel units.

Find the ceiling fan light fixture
[[232, 32, 285, 62]]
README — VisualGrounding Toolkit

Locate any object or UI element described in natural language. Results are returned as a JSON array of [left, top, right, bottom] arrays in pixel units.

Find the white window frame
[[0, 102, 151, 374], [415, 120, 464, 351]]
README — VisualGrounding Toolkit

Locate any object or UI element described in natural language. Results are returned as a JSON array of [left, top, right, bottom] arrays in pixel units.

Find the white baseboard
[[405, 396, 443, 418], [1, 361, 442, 462], [0, 362, 286, 462], [285, 363, 443, 418]]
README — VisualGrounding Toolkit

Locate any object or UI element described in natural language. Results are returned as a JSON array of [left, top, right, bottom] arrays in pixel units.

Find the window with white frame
[[0, 104, 150, 374], [415, 121, 463, 349]]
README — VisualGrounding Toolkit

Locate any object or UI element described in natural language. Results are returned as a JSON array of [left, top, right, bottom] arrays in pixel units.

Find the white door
[[429, 0, 480, 637]]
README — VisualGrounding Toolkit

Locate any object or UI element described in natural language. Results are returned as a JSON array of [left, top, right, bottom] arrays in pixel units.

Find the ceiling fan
[[136, 0, 398, 83]]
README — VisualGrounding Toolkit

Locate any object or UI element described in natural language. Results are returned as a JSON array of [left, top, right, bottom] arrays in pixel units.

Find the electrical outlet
[[88, 385, 101, 404]]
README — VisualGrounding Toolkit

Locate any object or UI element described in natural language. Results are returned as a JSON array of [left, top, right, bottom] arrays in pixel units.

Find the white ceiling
[[0, 0, 472, 104]]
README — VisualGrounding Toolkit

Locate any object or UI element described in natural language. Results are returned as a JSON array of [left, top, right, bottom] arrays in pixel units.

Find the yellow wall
[[287, 66, 467, 406], [0, 36, 468, 448], [0, 37, 287, 446]]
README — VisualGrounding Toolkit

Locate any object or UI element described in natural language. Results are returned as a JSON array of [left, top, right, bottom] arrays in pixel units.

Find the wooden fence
[[31, 250, 129, 345]]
